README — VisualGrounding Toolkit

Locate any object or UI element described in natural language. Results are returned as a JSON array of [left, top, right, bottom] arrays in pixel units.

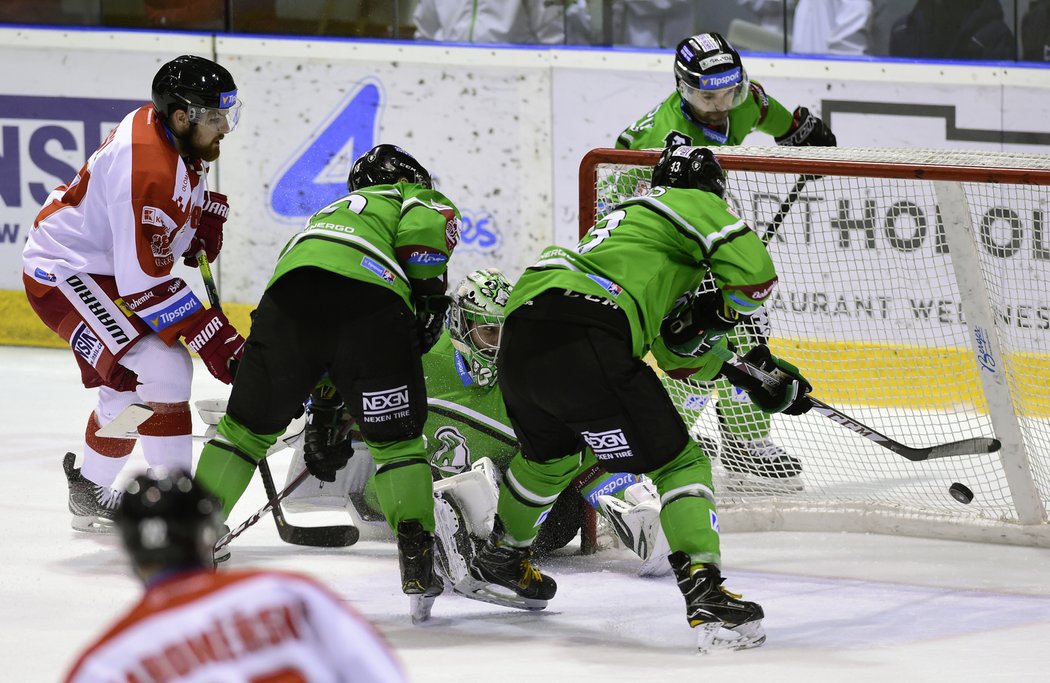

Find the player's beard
[[176, 126, 223, 162]]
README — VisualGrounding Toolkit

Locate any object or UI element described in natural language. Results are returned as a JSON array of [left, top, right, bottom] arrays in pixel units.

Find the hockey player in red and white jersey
[[21, 55, 246, 533], [64, 469, 407, 683]]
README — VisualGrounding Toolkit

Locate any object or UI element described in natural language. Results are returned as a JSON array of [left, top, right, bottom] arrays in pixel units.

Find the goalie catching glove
[[182, 310, 244, 384], [303, 386, 355, 482], [775, 106, 836, 147], [722, 345, 813, 415], [661, 289, 740, 358]]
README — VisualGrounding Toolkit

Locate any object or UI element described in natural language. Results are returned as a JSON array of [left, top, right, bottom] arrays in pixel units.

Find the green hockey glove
[[660, 289, 740, 358]]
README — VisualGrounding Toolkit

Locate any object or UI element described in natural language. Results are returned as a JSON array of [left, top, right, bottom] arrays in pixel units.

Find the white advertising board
[[1, 29, 1047, 351]]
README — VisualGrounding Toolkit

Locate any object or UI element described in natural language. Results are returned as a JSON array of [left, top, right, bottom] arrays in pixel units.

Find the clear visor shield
[[186, 100, 242, 134], [678, 81, 745, 117]]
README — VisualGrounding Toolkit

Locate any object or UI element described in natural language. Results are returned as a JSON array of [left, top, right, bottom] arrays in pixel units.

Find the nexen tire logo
[[582, 429, 633, 460], [362, 385, 410, 416]]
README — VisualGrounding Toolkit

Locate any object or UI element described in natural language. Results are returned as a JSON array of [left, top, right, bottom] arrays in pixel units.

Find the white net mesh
[[583, 147, 1050, 545]]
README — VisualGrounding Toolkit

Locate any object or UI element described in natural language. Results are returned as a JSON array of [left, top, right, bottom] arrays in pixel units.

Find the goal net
[[580, 146, 1050, 547]]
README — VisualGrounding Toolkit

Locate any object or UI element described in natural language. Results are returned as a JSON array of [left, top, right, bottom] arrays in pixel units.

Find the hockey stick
[[215, 467, 311, 551], [761, 173, 818, 245], [196, 251, 359, 548], [94, 403, 155, 438], [704, 351, 1001, 462]]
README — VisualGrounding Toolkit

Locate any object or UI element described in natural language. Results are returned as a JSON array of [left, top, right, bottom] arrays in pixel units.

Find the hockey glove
[[415, 294, 452, 354], [775, 107, 837, 147], [660, 289, 740, 358], [303, 387, 354, 482], [182, 309, 245, 384], [736, 345, 813, 415], [183, 192, 230, 266]]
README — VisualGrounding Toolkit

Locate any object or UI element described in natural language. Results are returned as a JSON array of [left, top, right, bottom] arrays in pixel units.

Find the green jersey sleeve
[[266, 183, 460, 308], [394, 185, 461, 283], [615, 83, 795, 150], [508, 186, 777, 359]]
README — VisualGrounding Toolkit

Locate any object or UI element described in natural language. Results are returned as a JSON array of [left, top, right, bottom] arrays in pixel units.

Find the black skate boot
[[720, 436, 803, 493], [396, 520, 443, 623], [63, 452, 122, 533], [669, 551, 766, 654], [467, 516, 556, 610]]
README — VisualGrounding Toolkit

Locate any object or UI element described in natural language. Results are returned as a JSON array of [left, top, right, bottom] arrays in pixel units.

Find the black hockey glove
[[414, 294, 452, 354], [660, 289, 740, 358], [732, 345, 813, 415], [303, 387, 354, 482], [775, 106, 837, 147]]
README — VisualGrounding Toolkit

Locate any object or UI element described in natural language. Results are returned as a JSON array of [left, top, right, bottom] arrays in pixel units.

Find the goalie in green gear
[[613, 32, 836, 492], [469, 145, 813, 652]]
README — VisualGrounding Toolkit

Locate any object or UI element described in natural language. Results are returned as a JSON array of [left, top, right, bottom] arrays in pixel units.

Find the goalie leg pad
[[597, 483, 672, 577]]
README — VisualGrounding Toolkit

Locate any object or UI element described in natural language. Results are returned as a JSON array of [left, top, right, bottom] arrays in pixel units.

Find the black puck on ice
[[949, 482, 974, 504]]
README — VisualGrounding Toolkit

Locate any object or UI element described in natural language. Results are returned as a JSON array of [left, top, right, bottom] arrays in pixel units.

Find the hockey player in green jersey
[[286, 267, 672, 579], [616, 32, 835, 490], [194, 144, 459, 607], [468, 146, 814, 653]]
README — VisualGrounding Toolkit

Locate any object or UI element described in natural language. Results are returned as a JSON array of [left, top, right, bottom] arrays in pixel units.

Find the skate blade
[[410, 593, 439, 624], [70, 515, 116, 534], [453, 576, 547, 611], [694, 620, 766, 654], [722, 472, 804, 495]]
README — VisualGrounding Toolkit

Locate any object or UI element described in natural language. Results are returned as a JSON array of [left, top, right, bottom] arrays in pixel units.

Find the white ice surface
[[3, 346, 1050, 682]]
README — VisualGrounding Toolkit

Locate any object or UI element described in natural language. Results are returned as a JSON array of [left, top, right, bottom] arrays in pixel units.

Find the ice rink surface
[[3, 346, 1050, 682]]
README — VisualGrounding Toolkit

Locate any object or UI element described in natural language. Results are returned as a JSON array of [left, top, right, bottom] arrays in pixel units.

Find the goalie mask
[[116, 469, 224, 576], [152, 55, 241, 134], [447, 268, 513, 387], [674, 33, 750, 126], [347, 144, 433, 192], [652, 145, 726, 199]]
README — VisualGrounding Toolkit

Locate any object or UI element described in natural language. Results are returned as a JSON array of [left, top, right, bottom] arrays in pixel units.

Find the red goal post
[[578, 146, 1050, 548]]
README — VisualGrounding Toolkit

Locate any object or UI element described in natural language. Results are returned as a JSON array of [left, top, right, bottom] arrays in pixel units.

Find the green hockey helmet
[[447, 268, 514, 387]]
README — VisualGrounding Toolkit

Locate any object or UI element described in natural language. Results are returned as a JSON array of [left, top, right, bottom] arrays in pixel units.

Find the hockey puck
[[949, 482, 974, 504]]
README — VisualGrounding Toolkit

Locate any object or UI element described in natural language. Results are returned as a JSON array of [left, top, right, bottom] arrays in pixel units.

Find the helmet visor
[[186, 100, 242, 134], [678, 81, 745, 117]]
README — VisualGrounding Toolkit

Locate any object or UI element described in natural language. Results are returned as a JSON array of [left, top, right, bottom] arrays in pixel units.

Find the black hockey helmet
[[652, 145, 726, 199], [115, 469, 224, 574], [152, 55, 241, 132], [347, 144, 433, 192], [674, 33, 750, 117]]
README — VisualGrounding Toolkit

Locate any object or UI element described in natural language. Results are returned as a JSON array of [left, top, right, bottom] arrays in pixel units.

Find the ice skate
[[396, 520, 444, 624], [669, 551, 766, 654], [63, 452, 121, 533], [720, 436, 803, 493], [466, 516, 556, 611]]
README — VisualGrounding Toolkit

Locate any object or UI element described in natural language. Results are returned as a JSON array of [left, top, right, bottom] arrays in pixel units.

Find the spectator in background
[[413, 0, 591, 45], [608, 0, 695, 48], [889, 0, 1015, 60], [1021, 0, 1050, 61], [792, 0, 872, 55]]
